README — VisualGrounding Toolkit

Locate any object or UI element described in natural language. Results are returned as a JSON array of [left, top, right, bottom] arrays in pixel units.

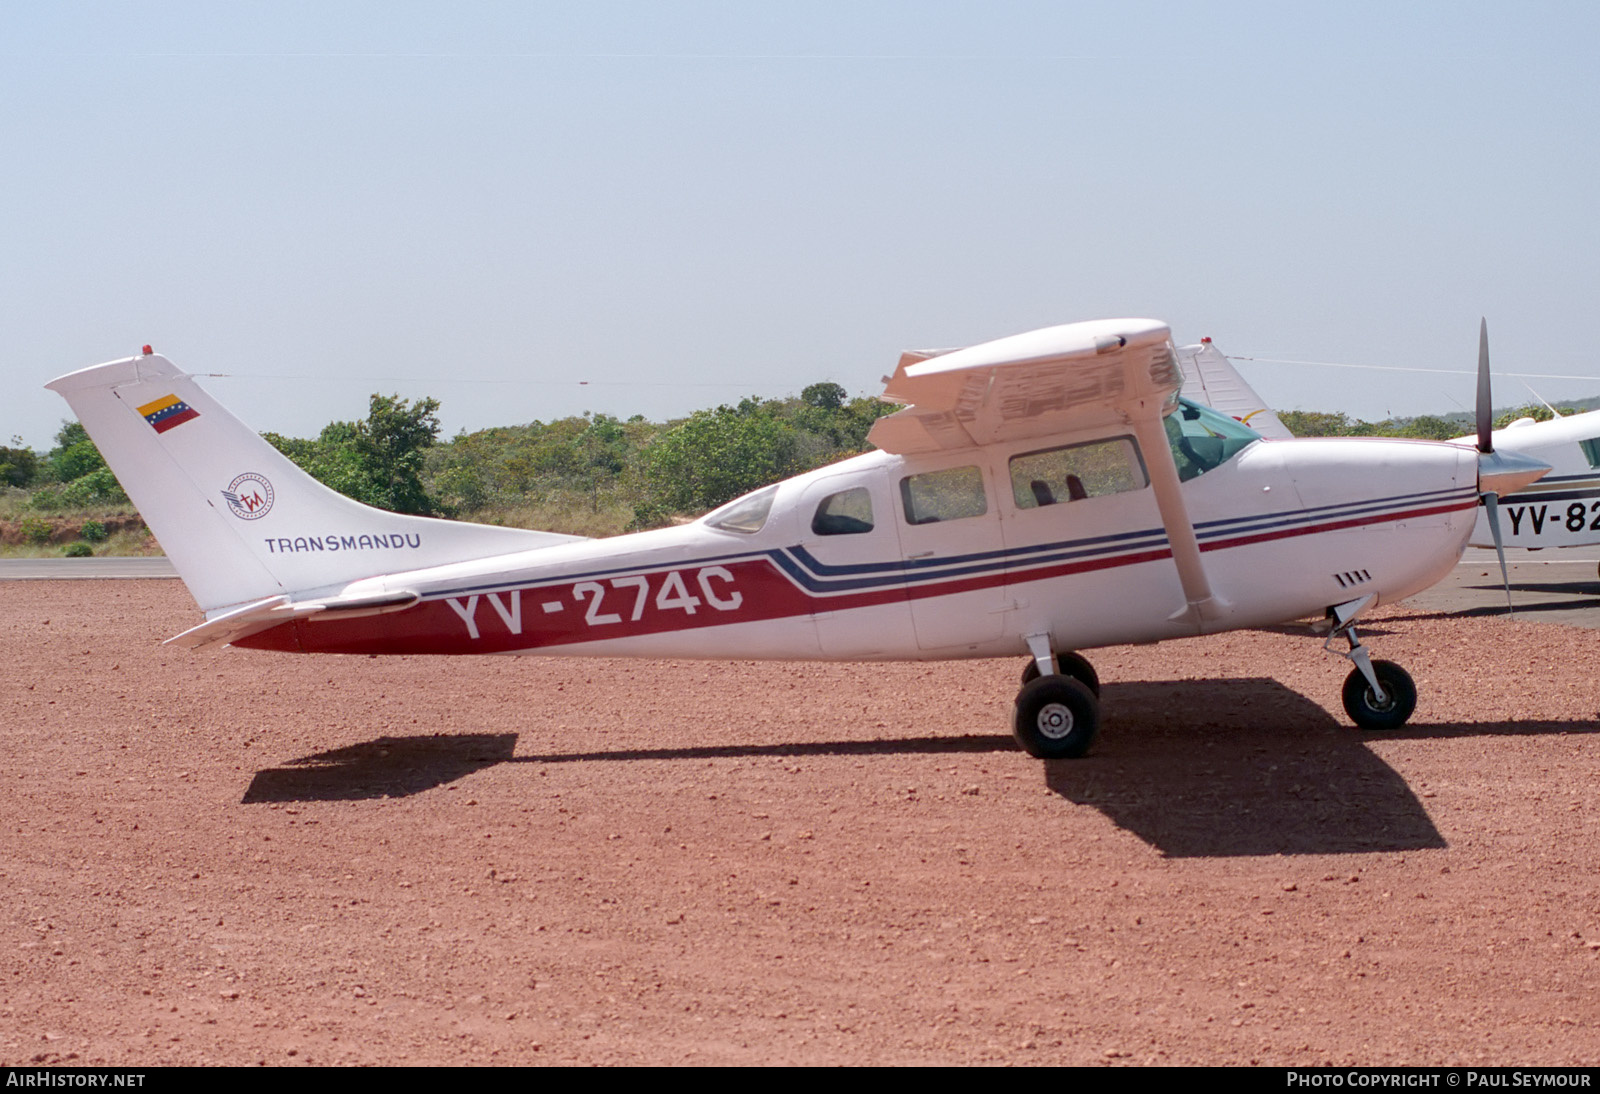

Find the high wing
[[1176, 340, 1293, 440], [867, 317, 1222, 620], [867, 318, 1181, 455]]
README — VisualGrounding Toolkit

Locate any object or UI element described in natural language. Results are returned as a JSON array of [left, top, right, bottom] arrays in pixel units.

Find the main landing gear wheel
[[1341, 660, 1417, 731], [1019, 651, 1101, 696], [1012, 675, 1100, 759]]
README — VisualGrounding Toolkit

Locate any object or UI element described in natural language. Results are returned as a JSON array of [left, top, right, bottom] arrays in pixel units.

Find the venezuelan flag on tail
[[137, 393, 200, 434]]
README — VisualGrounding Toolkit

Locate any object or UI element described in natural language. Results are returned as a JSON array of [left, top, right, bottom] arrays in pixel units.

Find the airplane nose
[[1478, 447, 1551, 497]]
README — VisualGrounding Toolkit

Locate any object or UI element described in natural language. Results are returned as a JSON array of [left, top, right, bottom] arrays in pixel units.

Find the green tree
[[48, 420, 107, 482], [353, 394, 444, 515], [265, 394, 446, 516], [1276, 410, 1371, 437], [801, 382, 847, 410], [0, 443, 39, 488], [1403, 415, 1459, 440], [641, 399, 803, 513], [1493, 404, 1556, 430], [57, 467, 128, 507]]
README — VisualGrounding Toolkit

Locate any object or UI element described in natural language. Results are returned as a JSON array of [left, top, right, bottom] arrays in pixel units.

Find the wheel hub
[[1036, 702, 1075, 739]]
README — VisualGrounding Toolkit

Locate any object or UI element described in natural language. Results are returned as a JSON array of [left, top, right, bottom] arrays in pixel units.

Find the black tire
[[1012, 676, 1100, 759], [1341, 660, 1417, 731], [1019, 651, 1101, 696]]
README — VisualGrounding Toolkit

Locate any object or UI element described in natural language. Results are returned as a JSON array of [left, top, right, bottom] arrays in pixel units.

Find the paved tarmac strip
[[1404, 547, 1600, 630], [0, 557, 177, 579]]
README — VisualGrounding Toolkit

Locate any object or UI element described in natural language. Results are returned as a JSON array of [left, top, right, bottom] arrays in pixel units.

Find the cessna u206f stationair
[[47, 318, 1549, 759]]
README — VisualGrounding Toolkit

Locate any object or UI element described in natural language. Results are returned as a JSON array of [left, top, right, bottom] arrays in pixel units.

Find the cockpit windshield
[[1164, 397, 1262, 482]]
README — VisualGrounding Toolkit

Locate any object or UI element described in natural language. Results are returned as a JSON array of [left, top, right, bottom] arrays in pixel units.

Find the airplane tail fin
[[1176, 341, 1294, 440], [46, 352, 585, 615]]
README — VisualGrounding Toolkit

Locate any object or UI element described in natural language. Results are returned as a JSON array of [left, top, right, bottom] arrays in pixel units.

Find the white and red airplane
[[47, 318, 1549, 758]]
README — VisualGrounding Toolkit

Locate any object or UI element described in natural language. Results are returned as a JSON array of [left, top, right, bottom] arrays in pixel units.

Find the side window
[[812, 487, 874, 536], [1010, 437, 1147, 509], [1580, 438, 1600, 469], [704, 485, 778, 534], [900, 466, 987, 525]]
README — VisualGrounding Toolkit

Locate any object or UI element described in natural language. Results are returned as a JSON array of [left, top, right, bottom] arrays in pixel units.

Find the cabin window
[[812, 487, 874, 536], [704, 485, 777, 534], [900, 466, 987, 525], [1009, 437, 1147, 509], [1165, 397, 1261, 482], [1580, 438, 1600, 469]]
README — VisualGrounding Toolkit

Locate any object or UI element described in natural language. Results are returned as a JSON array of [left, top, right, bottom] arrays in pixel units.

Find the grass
[[0, 528, 162, 559], [0, 498, 159, 558], [470, 495, 656, 539]]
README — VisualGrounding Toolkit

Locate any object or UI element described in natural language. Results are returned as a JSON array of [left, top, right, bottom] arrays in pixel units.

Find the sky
[[4, 1, 1600, 451]]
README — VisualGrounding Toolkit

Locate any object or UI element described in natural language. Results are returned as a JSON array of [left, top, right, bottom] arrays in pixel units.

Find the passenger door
[[891, 459, 1008, 651]]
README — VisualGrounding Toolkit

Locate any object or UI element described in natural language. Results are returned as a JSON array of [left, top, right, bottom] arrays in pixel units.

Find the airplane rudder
[[46, 354, 303, 610]]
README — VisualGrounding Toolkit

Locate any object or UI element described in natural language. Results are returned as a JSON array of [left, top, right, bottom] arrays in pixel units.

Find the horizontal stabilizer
[[167, 589, 423, 650]]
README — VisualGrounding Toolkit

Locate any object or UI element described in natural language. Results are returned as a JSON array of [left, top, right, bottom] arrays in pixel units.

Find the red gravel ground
[[4, 579, 1600, 1066]]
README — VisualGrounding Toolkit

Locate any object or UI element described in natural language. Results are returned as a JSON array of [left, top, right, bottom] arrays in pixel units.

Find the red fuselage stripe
[[233, 499, 1471, 656]]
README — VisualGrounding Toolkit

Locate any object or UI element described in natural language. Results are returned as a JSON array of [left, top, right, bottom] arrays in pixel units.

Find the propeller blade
[[1476, 317, 1493, 454], [1474, 320, 1543, 615], [1482, 491, 1514, 614]]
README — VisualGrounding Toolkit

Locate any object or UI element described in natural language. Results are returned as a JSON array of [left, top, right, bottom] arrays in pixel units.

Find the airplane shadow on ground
[[242, 733, 519, 803], [1063, 679, 1600, 857], [1049, 679, 1443, 857], [240, 731, 1018, 804], [241, 679, 1597, 858], [1249, 622, 1408, 640]]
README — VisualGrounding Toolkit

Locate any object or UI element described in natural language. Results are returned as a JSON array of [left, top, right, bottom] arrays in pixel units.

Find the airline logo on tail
[[222, 472, 275, 520], [136, 393, 200, 434]]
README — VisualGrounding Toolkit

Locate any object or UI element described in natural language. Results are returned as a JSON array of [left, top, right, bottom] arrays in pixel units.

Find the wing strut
[[1128, 412, 1224, 627]]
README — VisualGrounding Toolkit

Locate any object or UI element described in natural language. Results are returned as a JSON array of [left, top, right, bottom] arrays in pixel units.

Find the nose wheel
[[1341, 660, 1416, 730], [1322, 596, 1418, 731]]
